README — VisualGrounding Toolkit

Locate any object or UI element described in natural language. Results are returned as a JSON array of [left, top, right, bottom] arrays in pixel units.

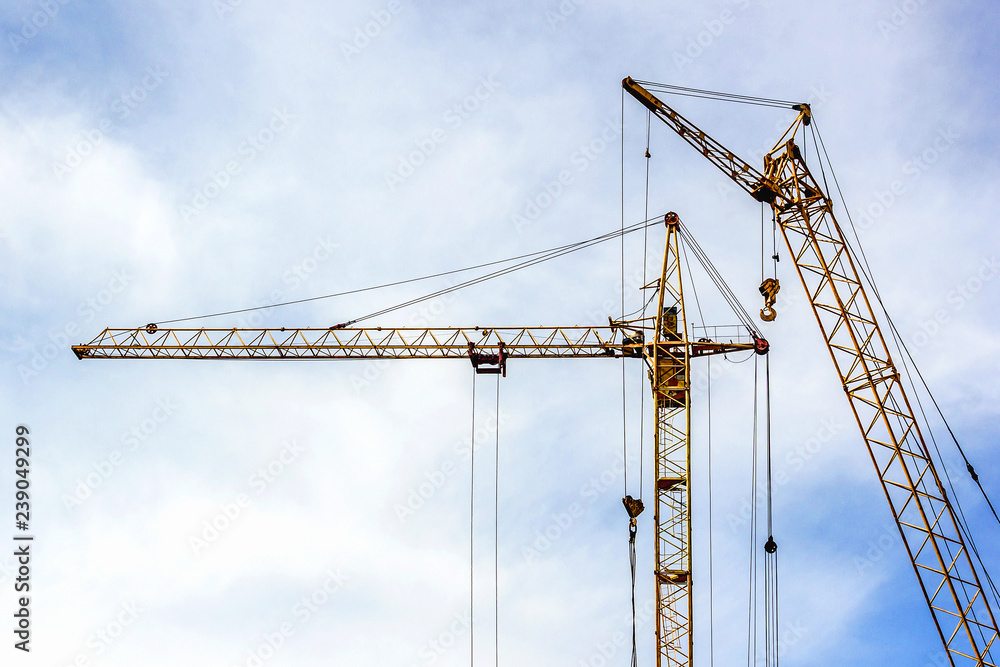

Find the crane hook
[[622, 495, 644, 537], [758, 278, 780, 322]]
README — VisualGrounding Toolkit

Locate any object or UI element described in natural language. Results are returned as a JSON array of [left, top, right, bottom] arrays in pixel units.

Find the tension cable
[[763, 354, 779, 667], [149, 216, 663, 329], [623, 494, 644, 667], [469, 370, 503, 667], [470, 371, 477, 665], [748, 352, 780, 667]]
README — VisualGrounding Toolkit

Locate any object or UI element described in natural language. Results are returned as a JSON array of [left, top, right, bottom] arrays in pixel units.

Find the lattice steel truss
[[74, 220, 754, 667], [649, 213, 694, 666], [624, 75, 999, 667]]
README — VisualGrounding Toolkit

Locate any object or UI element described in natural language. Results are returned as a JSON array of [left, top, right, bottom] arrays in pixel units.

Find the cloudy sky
[[1, 1, 999, 665]]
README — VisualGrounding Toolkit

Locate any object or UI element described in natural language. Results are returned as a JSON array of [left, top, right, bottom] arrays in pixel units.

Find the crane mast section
[[650, 214, 694, 666], [620, 76, 999, 666]]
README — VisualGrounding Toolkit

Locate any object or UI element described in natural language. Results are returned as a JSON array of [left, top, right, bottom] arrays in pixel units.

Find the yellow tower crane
[[621, 76, 998, 666], [73, 213, 761, 666]]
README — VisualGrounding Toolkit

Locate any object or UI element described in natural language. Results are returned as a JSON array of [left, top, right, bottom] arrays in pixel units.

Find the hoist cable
[[889, 318, 1000, 612], [679, 227, 755, 332], [771, 208, 779, 276], [897, 329, 1000, 525], [707, 355, 716, 667], [470, 371, 477, 665], [679, 241, 706, 332], [764, 354, 779, 667], [896, 342, 1000, 619], [642, 110, 652, 315], [629, 519, 639, 667], [494, 376, 500, 667], [633, 80, 799, 109], [677, 223, 757, 333], [760, 204, 765, 284], [639, 110, 653, 502], [620, 98, 629, 498], [765, 355, 773, 537], [747, 357, 760, 667], [804, 120, 999, 649], [621, 291, 659, 321], [809, 121, 1000, 613]]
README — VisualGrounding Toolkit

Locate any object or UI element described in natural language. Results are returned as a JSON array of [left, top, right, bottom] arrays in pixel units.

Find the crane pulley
[[623, 75, 998, 667], [73, 212, 764, 667], [68, 73, 991, 666]]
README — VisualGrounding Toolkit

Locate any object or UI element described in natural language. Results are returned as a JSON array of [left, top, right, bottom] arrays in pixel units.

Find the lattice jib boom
[[626, 75, 1000, 667]]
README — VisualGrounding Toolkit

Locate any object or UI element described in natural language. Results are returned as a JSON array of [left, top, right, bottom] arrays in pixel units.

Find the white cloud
[[2, 1, 999, 665]]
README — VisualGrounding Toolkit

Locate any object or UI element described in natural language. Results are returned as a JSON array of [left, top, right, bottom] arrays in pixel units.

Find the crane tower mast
[[623, 76, 997, 666], [74, 218, 757, 665], [69, 76, 999, 667]]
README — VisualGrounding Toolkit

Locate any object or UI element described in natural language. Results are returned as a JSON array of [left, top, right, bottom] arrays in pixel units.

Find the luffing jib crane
[[622, 76, 997, 666]]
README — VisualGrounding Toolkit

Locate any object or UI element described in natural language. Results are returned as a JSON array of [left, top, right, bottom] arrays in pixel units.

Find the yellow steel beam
[[73, 219, 756, 667], [625, 75, 1000, 667], [650, 212, 694, 666], [72, 325, 754, 363]]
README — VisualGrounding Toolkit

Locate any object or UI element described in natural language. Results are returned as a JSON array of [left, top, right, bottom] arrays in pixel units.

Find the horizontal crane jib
[[72, 326, 756, 362]]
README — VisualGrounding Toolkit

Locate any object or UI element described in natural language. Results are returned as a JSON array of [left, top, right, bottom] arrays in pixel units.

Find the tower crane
[[73, 213, 759, 666], [621, 76, 998, 666]]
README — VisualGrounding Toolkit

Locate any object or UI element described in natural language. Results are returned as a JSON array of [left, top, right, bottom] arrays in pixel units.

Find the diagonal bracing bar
[[74, 220, 758, 667], [625, 75, 999, 667]]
